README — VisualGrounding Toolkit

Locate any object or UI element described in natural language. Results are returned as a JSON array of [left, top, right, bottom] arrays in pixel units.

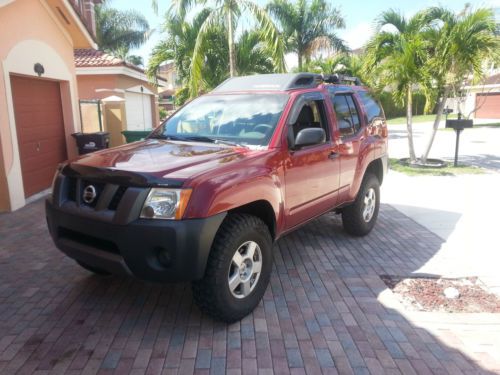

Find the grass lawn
[[389, 158, 485, 176], [386, 114, 457, 125]]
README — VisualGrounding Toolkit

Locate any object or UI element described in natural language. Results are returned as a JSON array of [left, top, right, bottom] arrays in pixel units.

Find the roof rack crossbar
[[322, 74, 362, 86]]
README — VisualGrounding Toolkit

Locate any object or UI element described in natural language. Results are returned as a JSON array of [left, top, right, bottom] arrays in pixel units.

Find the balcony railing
[[67, 0, 98, 38]]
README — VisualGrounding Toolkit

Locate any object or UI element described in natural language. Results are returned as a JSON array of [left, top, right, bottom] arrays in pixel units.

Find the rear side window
[[331, 94, 361, 137], [358, 91, 384, 125]]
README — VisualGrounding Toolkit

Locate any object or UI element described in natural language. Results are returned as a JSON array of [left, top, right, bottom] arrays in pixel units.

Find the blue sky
[[110, 0, 500, 68]]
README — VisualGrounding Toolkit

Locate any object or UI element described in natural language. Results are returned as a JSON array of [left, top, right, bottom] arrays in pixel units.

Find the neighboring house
[[0, 0, 99, 212], [74, 49, 167, 147], [446, 71, 500, 119], [158, 62, 179, 111]]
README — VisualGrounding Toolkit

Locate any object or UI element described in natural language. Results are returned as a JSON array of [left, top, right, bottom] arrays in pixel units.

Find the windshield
[[152, 94, 289, 147]]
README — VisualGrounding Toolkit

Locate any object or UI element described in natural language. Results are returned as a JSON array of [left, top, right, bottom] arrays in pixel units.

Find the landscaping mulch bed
[[381, 275, 500, 313]]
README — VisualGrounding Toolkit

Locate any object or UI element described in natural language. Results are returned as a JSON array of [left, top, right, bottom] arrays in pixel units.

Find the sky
[[111, 0, 500, 69]]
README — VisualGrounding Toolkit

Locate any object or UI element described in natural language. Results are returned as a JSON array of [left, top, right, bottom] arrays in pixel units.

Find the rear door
[[284, 93, 340, 229], [329, 92, 365, 202]]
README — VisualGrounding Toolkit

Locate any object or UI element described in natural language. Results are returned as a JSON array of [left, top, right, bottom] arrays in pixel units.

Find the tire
[[76, 260, 111, 276], [192, 214, 273, 323], [342, 174, 380, 236]]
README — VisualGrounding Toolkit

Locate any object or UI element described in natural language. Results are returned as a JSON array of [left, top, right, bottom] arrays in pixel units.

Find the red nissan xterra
[[46, 73, 388, 322]]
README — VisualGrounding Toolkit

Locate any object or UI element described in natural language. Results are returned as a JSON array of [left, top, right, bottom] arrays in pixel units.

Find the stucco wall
[[0, 0, 82, 211], [77, 74, 120, 100]]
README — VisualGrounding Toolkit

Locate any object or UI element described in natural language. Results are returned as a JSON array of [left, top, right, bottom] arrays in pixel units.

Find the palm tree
[[147, 12, 275, 105], [95, 5, 150, 65], [152, 0, 285, 96], [364, 10, 433, 163], [420, 7, 498, 162], [235, 31, 275, 75], [146, 10, 227, 94], [267, 0, 347, 71]]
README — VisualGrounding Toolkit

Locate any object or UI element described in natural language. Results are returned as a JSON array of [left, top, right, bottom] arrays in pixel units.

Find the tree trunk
[[298, 52, 303, 71], [421, 86, 450, 163], [406, 86, 417, 163], [227, 10, 237, 77]]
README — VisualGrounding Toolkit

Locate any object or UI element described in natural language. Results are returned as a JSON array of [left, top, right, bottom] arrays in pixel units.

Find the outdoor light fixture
[[34, 63, 45, 77]]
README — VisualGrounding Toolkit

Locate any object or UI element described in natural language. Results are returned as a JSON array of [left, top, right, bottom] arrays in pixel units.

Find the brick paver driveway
[[0, 200, 494, 374]]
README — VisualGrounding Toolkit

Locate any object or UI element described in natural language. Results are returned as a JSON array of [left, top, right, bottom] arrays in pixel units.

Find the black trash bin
[[72, 132, 110, 155]]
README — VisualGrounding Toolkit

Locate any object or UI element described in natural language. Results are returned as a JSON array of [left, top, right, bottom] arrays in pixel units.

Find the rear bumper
[[46, 198, 225, 282]]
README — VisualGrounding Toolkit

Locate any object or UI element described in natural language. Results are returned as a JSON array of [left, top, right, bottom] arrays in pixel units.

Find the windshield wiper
[[148, 134, 186, 141], [150, 134, 245, 147]]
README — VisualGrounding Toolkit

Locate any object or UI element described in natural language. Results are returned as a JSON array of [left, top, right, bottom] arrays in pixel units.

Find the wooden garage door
[[476, 93, 500, 119], [10, 75, 67, 198]]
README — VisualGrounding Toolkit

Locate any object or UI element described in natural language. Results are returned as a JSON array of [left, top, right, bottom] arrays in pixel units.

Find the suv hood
[[69, 139, 253, 181]]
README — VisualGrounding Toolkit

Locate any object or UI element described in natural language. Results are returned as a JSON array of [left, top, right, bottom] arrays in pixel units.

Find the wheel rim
[[228, 241, 263, 299], [362, 188, 376, 222]]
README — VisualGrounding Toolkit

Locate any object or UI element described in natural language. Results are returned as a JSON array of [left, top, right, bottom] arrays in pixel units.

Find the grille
[[67, 177, 77, 202], [62, 176, 128, 211], [108, 186, 128, 210]]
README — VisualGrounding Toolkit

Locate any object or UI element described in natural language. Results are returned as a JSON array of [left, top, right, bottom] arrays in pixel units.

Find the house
[[74, 49, 167, 147], [0, 0, 100, 212], [446, 71, 500, 120], [158, 62, 179, 111]]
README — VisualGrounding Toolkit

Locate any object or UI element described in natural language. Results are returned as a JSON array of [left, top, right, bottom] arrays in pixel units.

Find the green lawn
[[389, 158, 485, 176], [386, 114, 457, 125]]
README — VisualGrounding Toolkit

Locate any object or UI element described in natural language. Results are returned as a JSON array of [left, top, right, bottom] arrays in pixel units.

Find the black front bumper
[[46, 198, 226, 282]]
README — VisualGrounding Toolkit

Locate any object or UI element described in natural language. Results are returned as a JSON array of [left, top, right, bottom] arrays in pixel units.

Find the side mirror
[[294, 128, 326, 148]]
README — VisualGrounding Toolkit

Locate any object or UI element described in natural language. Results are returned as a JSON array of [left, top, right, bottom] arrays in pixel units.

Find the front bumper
[[46, 198, 226, 282]]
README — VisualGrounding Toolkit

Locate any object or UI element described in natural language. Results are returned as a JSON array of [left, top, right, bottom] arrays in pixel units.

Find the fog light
[[156, 247, 172, 267]]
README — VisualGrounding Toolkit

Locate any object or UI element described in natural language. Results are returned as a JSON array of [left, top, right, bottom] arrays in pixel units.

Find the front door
[[10, 75, 67, 198], [284, 94, 340, 229]]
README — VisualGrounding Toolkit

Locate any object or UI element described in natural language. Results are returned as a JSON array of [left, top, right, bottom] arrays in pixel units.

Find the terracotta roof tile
[[74, 49, 145, 74]]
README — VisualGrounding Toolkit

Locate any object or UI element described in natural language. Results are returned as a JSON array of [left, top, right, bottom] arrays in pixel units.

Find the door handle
[[36, 142, 40, 152], [328, 151, 339, 160]]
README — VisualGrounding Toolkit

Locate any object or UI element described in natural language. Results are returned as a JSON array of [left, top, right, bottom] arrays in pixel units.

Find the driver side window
[[288, 100, 330, 148]]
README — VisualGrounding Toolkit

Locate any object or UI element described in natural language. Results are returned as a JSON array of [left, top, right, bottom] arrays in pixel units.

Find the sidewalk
[[382, 171, 500, 294], [380, 170, 500, 371]]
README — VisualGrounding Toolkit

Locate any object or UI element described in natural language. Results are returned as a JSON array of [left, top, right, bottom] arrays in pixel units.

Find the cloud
[[340, 22, 374, 50]]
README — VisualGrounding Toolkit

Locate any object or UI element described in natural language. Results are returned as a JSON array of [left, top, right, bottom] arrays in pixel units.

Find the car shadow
[[0, 201, 497, 373]]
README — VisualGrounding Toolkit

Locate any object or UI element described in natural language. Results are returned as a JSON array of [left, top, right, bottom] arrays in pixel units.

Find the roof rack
[[322, 74, 362, 86], [212, 73, 361, 93]]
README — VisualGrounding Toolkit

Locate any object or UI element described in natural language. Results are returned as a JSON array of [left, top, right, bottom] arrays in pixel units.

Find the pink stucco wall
[[0, 0, 86, 211]]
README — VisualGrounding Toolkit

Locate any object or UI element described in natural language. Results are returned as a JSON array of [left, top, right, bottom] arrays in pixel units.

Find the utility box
[[72, 132, 110, 155]]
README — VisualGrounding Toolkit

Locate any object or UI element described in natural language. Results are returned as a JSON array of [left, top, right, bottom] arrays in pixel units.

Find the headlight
[[141, 188, 192, 220]]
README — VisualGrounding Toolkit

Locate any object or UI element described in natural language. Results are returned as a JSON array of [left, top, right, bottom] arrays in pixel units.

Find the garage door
[[125, 91, 153, 130], [476, 93, 500, 119], [10, 75, 67, 198]]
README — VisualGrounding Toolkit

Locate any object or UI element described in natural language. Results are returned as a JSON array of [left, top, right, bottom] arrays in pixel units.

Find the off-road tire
[[342, 174, 380, 236], [76, 260, 111, 275], [192, 214, 273, 323]]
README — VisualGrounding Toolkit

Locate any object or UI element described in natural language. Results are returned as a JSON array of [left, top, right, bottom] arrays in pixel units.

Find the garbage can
[[72, 132, 110, 155], [121, 130, 152, 143]]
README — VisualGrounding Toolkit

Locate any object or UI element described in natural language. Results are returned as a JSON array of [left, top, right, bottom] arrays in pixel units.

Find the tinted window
[[332, 95, 353, 136], [331, 94, 361, 136], [154, 94, 289, 146], [358, 91, 384, 124], [289, 100, 329, 147], [345, 96, 361, 133]]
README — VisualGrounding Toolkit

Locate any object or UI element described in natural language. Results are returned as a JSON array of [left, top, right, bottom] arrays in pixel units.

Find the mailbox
[[445, 119, 473, 130]]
